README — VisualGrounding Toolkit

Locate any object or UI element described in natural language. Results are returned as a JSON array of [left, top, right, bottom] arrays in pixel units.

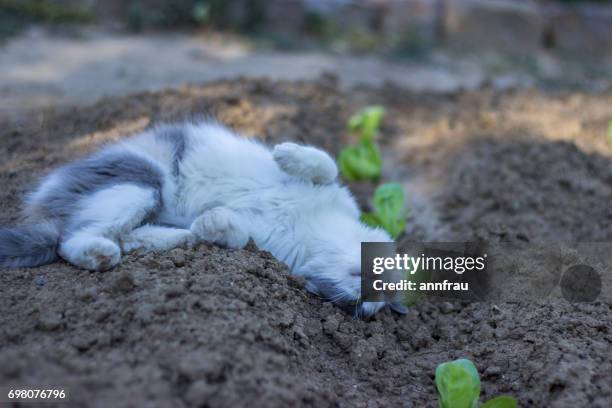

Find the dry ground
[[1, 78, 611, 407]]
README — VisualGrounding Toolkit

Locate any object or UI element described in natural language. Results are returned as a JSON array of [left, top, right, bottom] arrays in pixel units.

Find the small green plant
[[361, 183, 407, 239], [338, 140, 382, 181], [435, 359, 517, 408], [339, 106, 385, 181], [347, 105, 385, 141], [341, 106, 410, 239], [607, 121, 612, 146], [480, 397, 518, 408]]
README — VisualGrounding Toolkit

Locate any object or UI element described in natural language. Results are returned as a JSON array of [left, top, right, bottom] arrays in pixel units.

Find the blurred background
[[1, 0, 612, 115]]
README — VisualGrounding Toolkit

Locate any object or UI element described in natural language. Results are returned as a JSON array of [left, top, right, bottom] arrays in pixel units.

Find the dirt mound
[[1, 79, 612, 407], [435, 137, 612, 242]]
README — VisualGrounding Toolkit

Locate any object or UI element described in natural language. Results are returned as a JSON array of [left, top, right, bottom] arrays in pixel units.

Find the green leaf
[[366, 182, 407, 239], [341, 106, 385, 181], [360, 106, 385, 141], [607, 121, 612, 146], [435, 359, 481, 408], [361, 211, 404, 239], [387, 217, 406, 240], [338, 147, 359, 181], [361, 184, 408, 239], [373, 183, 405, 216], [347, 113, 363, 132], [360, 213, 380, 227], [480, 396, 518, 408], [347, 105, 385, 141], [373, 183, 406, 239], [338, 140, 382, 181]]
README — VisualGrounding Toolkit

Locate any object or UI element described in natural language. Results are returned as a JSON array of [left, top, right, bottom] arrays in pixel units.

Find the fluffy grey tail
[[0, 222, 60, 268]]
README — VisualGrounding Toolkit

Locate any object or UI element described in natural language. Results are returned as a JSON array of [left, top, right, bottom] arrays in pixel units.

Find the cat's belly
[[170, 175, 279, 224]]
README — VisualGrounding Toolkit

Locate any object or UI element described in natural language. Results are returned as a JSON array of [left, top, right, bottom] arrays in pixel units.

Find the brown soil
[[1, 78, 612, 407]]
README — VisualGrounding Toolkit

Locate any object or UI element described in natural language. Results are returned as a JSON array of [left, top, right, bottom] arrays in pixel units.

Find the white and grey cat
[[0, 121, 401, 316]]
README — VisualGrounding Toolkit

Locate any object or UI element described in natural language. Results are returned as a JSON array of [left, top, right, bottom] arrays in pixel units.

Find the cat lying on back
[[0, 121, 400, 316]]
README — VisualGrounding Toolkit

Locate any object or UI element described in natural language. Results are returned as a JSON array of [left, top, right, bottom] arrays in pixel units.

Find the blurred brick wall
[[88, 0, 612, 57], [442, 0, 612, 56], [276, 0, 612, 56]]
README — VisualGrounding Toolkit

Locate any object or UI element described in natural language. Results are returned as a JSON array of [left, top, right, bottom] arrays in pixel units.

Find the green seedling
[[436, 359, 480, 408], [338, 139, 382, 181], [480, 396, 519, 408], [347, 105, 385, 141], [339, 106, 385, 181], [361, 183, 407, 239], [607, 121, 612, 146], [435, 359, 517, 408]]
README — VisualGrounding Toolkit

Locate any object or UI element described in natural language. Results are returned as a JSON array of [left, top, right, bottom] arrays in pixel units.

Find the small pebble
[[164, 284, 186, 298], [439, 302, 455, 314], [36, 311, 62, 331], [484, 365, 502, 377], [110, 272, 136, 293], [33, 275, 47, 288], [169, 249, 186, 267], [77, 286, 98, 302], [185, 380, 217, 406]]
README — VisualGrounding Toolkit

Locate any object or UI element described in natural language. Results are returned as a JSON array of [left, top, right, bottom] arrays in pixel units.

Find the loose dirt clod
[[1, 79, 611, 407]]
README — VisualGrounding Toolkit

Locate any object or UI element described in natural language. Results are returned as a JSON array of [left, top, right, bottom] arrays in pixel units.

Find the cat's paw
[[273, 142, 338, 184], [59, 236, 121, 271], [190, 208, 249, 249]]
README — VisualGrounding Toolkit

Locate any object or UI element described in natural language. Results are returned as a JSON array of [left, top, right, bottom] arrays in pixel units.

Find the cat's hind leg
[[190, 207, 249, 249], [272, 142, 338, 184], [121, 225, 196, 253], [59, 184, 160, 271]]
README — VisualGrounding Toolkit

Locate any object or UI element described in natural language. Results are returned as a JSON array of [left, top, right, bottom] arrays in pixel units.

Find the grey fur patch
[[0, 222, 60, 267], [3, 144, 166, 268], [27, 150, 164, 222], [154, 124, 187, 177]]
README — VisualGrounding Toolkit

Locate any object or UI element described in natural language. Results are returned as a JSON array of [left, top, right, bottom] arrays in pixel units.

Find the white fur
[[273, 142, 338, 184], [70, 184, 157, 236], [59, 235, 121, 271], [190, 207, 249, 249], [59, 184, 159, 270], [121, 225, 196, 253]]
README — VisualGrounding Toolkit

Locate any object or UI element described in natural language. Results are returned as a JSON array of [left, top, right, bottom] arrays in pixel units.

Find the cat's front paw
[[273, 142, 338, 184], [59, 236, 121, 271], [190, 208, 249, 249]]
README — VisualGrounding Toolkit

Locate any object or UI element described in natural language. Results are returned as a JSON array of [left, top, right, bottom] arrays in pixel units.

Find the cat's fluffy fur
[[0, 121, 393, 316]]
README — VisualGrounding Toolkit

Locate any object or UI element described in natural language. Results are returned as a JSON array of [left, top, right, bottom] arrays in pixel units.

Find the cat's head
[[296, 211, 402, 318]]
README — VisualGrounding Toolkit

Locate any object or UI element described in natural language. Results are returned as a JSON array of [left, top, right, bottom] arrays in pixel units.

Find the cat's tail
[[0, 222, 60, 268]]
